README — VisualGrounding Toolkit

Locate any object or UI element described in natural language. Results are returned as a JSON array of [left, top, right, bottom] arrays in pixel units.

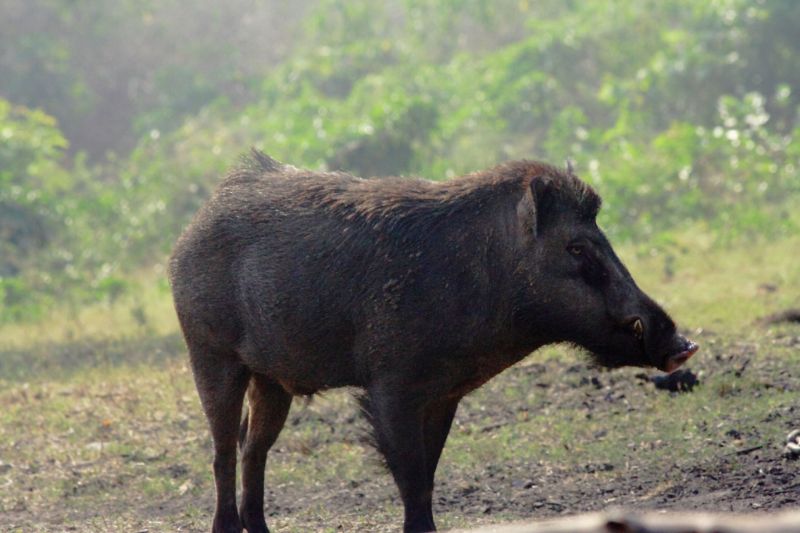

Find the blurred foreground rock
[[452, 510, 800, 533]]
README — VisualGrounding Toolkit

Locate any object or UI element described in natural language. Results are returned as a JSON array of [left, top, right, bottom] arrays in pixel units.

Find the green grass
[[0, 228, 798, 531], [0, 276, 177, 350]]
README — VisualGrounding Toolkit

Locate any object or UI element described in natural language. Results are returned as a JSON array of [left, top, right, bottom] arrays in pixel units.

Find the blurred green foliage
[[1, 0, 799, 322]]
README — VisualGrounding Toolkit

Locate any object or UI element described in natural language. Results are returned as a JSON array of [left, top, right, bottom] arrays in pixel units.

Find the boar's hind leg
[[363, 390, 437, 533], [190, 349, 251, 533], [238, 374, 292, 533]]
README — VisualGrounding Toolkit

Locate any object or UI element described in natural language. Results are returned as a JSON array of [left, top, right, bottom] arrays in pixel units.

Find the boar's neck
[[386, 184, 543, 368]]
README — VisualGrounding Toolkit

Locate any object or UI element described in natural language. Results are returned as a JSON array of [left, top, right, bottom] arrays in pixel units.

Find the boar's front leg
[[364, 388, 437, 533], [423, 398, 459, 487], [419, 398, 459, 528]]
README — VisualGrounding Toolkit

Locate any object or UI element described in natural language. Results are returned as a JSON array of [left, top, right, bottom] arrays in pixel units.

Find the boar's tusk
[[632, 318, 644, 340]]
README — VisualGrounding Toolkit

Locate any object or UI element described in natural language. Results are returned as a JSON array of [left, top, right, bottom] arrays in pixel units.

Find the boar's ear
[[517, 177, 547, 237]]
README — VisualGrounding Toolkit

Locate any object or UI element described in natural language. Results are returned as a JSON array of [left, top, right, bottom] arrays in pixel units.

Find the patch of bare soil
[[191, 332, 797, 531], [1, 328, 798, 531], [422, 352, 799, 526]]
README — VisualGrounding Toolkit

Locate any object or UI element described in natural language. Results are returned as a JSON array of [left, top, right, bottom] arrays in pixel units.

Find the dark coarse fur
[[169, 150, 695, 533]]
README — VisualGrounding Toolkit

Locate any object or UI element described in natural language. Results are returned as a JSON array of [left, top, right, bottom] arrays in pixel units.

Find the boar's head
[[512, 167, 697, 373]]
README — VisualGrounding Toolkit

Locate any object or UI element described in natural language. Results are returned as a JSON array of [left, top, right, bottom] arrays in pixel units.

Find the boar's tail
[[238, 405, 249, 451]]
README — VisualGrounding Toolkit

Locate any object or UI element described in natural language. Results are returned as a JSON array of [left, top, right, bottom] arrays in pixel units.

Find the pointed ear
[[517, 178, 539, 237], [517, 176, 552, 238]]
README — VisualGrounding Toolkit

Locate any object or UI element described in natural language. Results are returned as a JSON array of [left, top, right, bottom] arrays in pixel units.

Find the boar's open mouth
[[659, 341, 699, 374]]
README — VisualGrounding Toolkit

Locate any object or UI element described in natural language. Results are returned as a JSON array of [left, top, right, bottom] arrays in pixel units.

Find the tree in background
[[1, 0, 799, 322]]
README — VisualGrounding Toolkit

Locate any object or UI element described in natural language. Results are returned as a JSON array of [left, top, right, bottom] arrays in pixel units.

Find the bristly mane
[[233, 150, 601, 232], [226, 148, 283, 182], [469, 159, 602, 221]]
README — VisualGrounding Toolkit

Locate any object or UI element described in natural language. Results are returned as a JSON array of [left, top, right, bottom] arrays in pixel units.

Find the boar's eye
[[566, 244, 584, 257], [570, 242, 609, 286]]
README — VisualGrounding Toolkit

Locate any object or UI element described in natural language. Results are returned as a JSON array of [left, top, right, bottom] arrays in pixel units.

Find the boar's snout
[[660, 335, 699, 373], [631, 306, 698, 373], [615, 290, 698, 373]]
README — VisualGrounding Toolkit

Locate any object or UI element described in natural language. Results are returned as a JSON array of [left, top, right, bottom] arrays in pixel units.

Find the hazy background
[[1, 0, 798, 324], [2, 3, 800, 531]]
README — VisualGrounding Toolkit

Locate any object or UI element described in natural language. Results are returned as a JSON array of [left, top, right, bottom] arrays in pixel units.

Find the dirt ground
[[1, 323, 797, 532], [267, 341, 800, 531]]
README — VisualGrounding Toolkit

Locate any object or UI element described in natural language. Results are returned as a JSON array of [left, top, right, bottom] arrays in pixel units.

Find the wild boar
[[169, 151, 698, 533]]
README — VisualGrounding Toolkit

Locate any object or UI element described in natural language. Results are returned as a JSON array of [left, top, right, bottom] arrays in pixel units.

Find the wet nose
[[664, 337, 699, 373]]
